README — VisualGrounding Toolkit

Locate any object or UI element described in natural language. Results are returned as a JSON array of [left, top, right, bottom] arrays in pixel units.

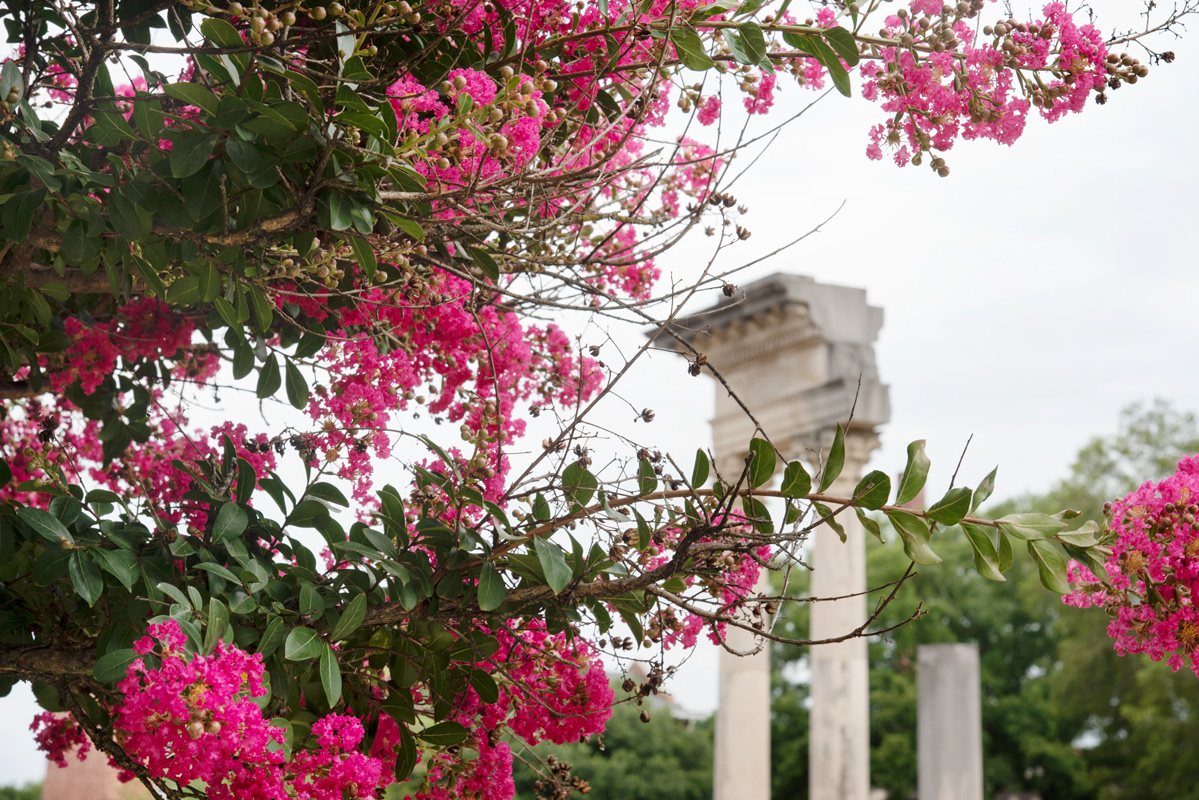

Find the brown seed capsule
[[639, 710, 651, 723]]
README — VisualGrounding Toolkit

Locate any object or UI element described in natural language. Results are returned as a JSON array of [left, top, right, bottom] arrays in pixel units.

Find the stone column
[[670, 273, 889, 800], [918, 644, 984, 800], [805, 429, 879, 800], [41, 726, 150, 800], [712, 571, 773, 800]]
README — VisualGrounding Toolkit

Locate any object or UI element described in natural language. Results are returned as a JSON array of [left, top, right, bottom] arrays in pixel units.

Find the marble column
[[670, 273, 889, 800], [805, 429, 879, 800], [918, 643, 984, 800], [712, 571, 773, 800]]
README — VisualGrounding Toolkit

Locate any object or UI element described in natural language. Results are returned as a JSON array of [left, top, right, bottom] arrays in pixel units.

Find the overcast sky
[[4, 14, 1198, 787]]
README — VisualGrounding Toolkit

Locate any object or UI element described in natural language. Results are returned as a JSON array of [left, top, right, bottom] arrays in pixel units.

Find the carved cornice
[[705, 309, 822, 366]]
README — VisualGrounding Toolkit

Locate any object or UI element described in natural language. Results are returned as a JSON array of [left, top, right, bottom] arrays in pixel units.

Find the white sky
[[4, 12, 1199, 786]]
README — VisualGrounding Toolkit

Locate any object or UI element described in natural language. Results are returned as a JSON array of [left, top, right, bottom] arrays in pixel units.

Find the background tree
[[0, 785, 40, 800], [512, 696, 714, 800]]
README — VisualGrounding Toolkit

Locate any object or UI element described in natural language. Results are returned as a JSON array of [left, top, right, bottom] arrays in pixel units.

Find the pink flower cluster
[[389, 68, 550, 194], [862, 1, 1108, 166], [630, 521, 771, 650], [30, 712, 91, 768], [1065, 456, 1199, 676], [47, 299, 202, 396], [303, 271, 601, 501], [112, 620, 404, 800], [116, 620, 288, 798]]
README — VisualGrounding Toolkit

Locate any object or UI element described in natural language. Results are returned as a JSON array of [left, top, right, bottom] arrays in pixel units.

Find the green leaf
[[784, 32, 852, 96], [212, 295, 237, 329], [381, 212, 425, 241], [885, 509, 941, 565], [531, 493, 550, 522], [320, 643, 343, 706], [821, 26, 861, 66], [156, 581, 192, 608], [212, 502, 248, 542], [562, 461, 598, 509], [1056, 519, 1101, 548], [15, 507, 75, 546], [971, 466, 997, 513], [852, 470, 890, 510], [818, 424, 845, 493], [306, 482, 349, 507], [257, 354, 282, 398], [469, 669, 500, 705], [201, 17, 246, 48], [284, 626, 323, 661], [232, 338, 255, 379], [734, 21, 767, 63], [167, 275, 202, 306], [330, 594, 367, 641], [192, 561, 240, 584], [347, 235, 377, 282], [204, 598, 230, 653], [856, 508, 884, 542], [420, 720, 470, 747], [164, 82, 220, 115], [257, 616, 286, 657], [1027, 539, 1070, 594], [247, 285, 274, 331], [813, 501, 843, 542], [93, 548, 137, 590], [169, 132, 217, 178], [287, 500, 330, 528], [535, 537, 572, 595], [670, 25, 716, 70], [691, 449, 710, 488], [69, 552, 103, 606], [634, 508, 651, 552], [478, 561, 506, 611], [109, 192, 149, 240], [637, 459, 658, 496], [926, 487, 973, 527], [996, 513, 1068, 541], [326, 191, 353, 231], [780, 461, 812, 499], [467, 246, 500, 281], [895, 440, 930, 506], [2, 188, 45, 241], [93, 648, 139, 682], [747, 437, 777, 488], [284, 358, 309, 409], [997, 530, 1014, 572], [394, 726, 417, 780], [961, 522, 1005, 582]]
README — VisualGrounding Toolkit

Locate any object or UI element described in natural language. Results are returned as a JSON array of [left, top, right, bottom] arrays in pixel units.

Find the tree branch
[[0, 643, 95, 679]]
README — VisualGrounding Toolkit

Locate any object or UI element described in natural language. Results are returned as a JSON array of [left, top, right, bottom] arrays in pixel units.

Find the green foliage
[[512, 699, 714, 800], [0, 784, 41, 800]]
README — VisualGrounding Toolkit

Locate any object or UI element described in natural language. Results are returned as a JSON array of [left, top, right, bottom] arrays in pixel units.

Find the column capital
[[791, 426, 882, 483]]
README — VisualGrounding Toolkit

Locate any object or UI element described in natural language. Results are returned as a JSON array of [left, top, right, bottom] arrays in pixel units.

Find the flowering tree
[[0, 0, 1191, 797]]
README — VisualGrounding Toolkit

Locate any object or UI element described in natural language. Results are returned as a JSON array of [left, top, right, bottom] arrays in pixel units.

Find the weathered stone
[[918, 643, 984, 800]]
